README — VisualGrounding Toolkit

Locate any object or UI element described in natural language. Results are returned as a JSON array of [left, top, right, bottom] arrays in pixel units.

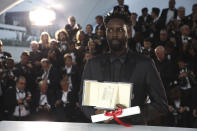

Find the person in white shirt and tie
[[32, 80, 56, 121], [55, 76, 74, 122], [3, 76, 32, 121]]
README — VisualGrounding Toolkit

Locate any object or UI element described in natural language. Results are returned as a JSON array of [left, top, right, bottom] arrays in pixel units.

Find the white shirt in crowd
[[13, 88, 30, 117]]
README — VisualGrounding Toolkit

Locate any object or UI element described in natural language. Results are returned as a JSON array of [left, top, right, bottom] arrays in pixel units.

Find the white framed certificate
[[82, 80, 133, 109]]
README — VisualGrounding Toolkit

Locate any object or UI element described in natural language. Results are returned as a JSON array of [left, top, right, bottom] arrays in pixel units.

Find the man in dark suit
[[95, 15, 106, 35], [138, 8, 153, 37], [62, 54, 81, 105], [40, 58, 61, 93], [80, 11, 168, 125], [3, 76, 32, 121], [32, 80, 56, 121], [159, 0, 177, 28]]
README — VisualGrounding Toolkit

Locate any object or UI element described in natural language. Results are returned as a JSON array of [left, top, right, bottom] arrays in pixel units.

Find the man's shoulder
[[88, 53, 109, 64], [128, 51, 152, 62]]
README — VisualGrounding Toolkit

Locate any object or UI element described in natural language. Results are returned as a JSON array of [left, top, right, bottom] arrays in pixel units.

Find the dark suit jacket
[[159, 8, 177, 28], [40, 65, 61, 93], [3, 87, 31, 115], [80, 50, 168, 124], [62, 65, 81, 103], [32, 90, 56, 113]]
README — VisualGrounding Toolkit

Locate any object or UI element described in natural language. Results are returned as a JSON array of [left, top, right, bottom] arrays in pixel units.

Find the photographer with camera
[[32, 80, 56, 121], [3, 76, 32, 121], [0, 40, 12, 69], [168, 87, 191, 127]]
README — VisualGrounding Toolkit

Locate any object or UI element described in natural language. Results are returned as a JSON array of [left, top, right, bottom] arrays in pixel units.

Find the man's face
[[40, 83, 48, 94], [181, 25, 190, 36], [144, 41, 152, 49], [31, 43, 38, 52], [21, 55, 28, 64], [59, 32, 66, 41], [86, 25, 93, 34], [118, 0, 124, 5], [178, 8, 185, 18], [155, 49, 165, 61], [61, 80, 69, 91], [65, 57, 72, 67], [106, 18, 128, 52], [17, 78, 26, 91], [160, 30, 168, 42], [41, 62, 49, 71], [169, 0, 175, 9], [69, 17, 75, 26]]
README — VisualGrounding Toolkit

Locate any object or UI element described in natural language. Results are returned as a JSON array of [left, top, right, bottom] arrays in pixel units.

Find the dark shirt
[[80, 50, 168, 125]]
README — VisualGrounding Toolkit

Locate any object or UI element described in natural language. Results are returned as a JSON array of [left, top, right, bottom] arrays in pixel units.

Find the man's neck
[[111, 48, 127, 56]]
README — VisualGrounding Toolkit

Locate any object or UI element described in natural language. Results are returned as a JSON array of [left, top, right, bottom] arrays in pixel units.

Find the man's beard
[[108, 38, 127, 52]]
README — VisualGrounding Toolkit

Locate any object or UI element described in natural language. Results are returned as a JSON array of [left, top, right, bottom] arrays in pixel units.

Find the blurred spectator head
[[55, 29, 69, 42], [41, 58, 51, 71], [169, 87, 181, 101], [64, 53, 72, 67], [165, 41, 175, 54], [5, 57, 14, 69], [186, 43, 196, 56], [155, 45, 165, 61], [96, 29, 104, 38], [86, 24, 93, 34], [60, 76, 69, 92], [180, 24, 190, 36], [39, 80, 48, 94], [50, 39, 59, 50], [117, 0, 124, 6], [30, 41, 39, 52], [143, 37, 152, 49], [20, 51, 29, 64], [177, 58, 185, 69], [65, 24, 72, 33], [142, 8, 148, 16], [16, 76, 26, 91], [192, 4, 197, 14], [151, 8, 160, 18], [178, 7, 185, 19], [40, 32, 51, 44], [68, 42, 76, 51], [0, 40, 2, 52], [160, 29, 168, 42], [88, 40, 96, 52], [76, 30, 85, 43], [169, 0, 176, 9], [130, 12, 138, 22], [83, 52, 92, 63], [68, 16, 76, 26], [95, 15, 103, 25]]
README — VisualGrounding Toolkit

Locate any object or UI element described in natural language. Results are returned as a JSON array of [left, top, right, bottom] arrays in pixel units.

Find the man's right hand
[[17, 99, 23, 104], [95, 109, 113, 123]]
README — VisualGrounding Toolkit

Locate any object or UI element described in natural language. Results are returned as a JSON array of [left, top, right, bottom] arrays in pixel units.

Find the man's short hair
[[41, 58, 50, 65], [21, 51, 30, 57], [64, 53, 72, 60], [142, 8, 148, 12], [16, 76, 26, 83], [144, 37, 152, 43], [104, 11, 131, 25], [95, 15, 103, 20], [152, 8, 160, 16]]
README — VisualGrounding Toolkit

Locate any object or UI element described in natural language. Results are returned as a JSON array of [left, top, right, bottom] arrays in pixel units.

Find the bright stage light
[[29, 7, 56, 26]]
